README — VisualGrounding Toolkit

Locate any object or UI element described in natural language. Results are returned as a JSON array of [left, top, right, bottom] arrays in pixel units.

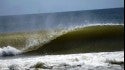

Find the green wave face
[[25, 25, 124, 55], [0, 33, 27, 49]]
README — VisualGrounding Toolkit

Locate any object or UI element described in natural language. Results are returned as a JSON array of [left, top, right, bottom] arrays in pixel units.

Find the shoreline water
[[0, 51, 124, 70]]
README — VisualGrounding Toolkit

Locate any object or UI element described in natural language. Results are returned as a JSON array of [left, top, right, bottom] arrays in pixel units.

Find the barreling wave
[[0, 23, 124, 56], [24, 23, 124, 55]]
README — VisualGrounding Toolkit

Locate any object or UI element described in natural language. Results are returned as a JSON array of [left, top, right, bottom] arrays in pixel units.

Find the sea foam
[[0, 46, 21, 57], [0, 51, 124, 70]]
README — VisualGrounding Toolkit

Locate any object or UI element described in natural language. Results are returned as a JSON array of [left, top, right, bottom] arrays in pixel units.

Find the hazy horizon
[[0, 8, 124, 33], [0, 0, 124, 16], [0, 7, 124, 16]]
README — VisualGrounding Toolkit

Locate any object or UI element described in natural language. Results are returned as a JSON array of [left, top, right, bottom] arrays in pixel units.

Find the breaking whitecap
[[0, 46, 21, 57]]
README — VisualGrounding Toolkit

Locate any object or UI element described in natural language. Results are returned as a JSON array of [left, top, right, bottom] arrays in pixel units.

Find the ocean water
[[0, 8, 124, 70]]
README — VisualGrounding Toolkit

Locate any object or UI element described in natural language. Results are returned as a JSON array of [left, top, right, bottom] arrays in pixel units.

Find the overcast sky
[[0, 0, 124, 16]]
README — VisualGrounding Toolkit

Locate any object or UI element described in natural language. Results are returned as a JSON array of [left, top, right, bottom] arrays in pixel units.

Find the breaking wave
[[0, 46, 21, 57], [0, 23, 124, 56], [24, 23, 124, 55]]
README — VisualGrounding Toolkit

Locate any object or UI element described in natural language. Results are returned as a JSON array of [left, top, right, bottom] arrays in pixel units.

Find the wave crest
[[24, 24, 124, 55]]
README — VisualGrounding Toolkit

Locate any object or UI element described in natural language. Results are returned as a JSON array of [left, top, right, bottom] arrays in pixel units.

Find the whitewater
[[0, 51, 124, 70]]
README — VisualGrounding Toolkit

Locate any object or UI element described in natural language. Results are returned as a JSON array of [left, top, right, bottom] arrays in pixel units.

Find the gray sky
[[0, 0, 124, 16]]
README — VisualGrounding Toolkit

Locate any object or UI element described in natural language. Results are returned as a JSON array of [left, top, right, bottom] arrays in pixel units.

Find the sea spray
[[24, 27, 69, 52], [26, 34, 41, 48], [0, 46, 21, 57], [24, 30, 64, 51]]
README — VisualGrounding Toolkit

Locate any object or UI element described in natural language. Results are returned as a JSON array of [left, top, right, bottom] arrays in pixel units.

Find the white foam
[[0, 51, 124, 69], [0, 46, 21, 57]]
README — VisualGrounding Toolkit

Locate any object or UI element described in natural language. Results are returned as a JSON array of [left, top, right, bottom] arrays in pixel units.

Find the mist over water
[[0, 8, 124, 33]]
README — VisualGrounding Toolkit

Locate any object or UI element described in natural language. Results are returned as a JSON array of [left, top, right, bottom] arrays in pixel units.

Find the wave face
[[0, 24, 124, 56], [24, 24, 124, 55]]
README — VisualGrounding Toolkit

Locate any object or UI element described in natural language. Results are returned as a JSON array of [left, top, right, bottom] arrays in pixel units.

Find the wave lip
[[0, 46, 21, 57]]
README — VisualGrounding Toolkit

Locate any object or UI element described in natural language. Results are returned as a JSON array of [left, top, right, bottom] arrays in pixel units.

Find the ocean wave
[[24, 24, 124, 55], [0, 46, 21, 57], [0, 23, 124, 56]]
